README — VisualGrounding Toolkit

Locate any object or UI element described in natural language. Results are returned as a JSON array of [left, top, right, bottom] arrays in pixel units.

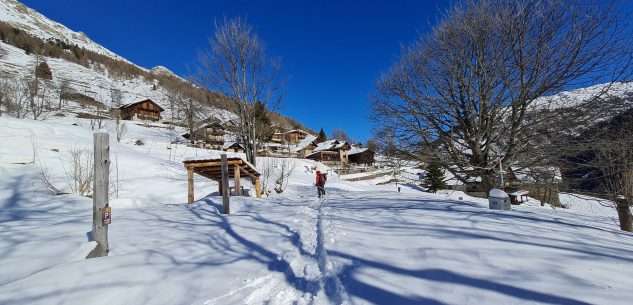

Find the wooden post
[[187, 167, 194, 204], [255, 178, 262, 198], [218, 178, 222, 195], [88, 132, 110, 258], [234, 165, 241, 196], [221, 154, 230, 214]]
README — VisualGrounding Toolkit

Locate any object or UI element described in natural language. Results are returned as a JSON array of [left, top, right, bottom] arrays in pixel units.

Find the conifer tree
[[35, 61, 52, 80], [422, 161, 447, 193], [316, 128, 327, 143]]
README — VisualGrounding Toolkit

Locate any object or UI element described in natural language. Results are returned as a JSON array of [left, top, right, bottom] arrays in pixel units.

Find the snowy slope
[[0, 0, 130, 63], [1, 116, 633, 305], [530, 81, 633, 111], [0, 40, 191, 120]]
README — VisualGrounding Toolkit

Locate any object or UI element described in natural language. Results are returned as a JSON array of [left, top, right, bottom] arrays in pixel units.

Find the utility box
[[489, 188, 511, 210]]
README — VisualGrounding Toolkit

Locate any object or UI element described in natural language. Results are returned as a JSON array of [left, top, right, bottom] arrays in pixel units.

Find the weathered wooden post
[[221, 154, 230, 214], [187, 167, 194, 204], [88, 132, 110, 258], [234, 164, 241, 196], [255, 178, 262, 198]]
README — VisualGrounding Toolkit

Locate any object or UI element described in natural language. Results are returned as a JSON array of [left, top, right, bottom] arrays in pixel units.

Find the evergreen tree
[[316, 128, 327, 143], [254, 101, 273, 142], [35, 61, 52, 80], [422, 161, 447, 193]]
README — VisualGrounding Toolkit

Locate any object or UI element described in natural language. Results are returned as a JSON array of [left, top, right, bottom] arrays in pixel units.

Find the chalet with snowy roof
[[258, 142, 291, 157], [305, 139, 351, 164], [293, 135, 318, 157], [284, 130, 310, 145], [119, 99, 164, 121], [183, 121, 226, 149], [270, 127, 311, 145], [223, 142, 245, 153], [348, 145, 375, 166]]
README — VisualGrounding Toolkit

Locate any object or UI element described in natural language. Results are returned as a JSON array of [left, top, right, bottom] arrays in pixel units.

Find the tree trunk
[[615, 199, 632, 232], [481, 174, 496, 194]]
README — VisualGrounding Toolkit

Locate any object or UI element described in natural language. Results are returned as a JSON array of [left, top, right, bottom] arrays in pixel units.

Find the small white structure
[[489, 188, 511, 210]]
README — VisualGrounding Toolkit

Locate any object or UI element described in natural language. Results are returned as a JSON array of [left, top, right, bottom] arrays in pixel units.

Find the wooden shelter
[[119, 99, 164, 121], [183, 156, 262, 205]]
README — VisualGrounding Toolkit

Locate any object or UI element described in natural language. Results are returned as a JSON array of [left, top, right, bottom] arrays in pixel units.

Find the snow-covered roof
[[348, 147, 369, 155], [222, 142, 244, 150], [313, 140, 339, 152], [119, 99, 165, 111], [292, 135, 318, 152], [285, 129, 309, 135], [183, 154, 259, 175], [489, 188, 509, 198]]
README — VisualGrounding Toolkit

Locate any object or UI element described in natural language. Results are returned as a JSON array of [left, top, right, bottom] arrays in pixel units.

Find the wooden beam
[[234, 164, 241, 196], [188, 167, 194, 204], [184, 160, 242, 169], [238, 165, 258, 180]]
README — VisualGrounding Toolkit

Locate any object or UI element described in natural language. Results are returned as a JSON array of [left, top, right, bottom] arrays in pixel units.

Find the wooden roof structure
[[119, 98, 165, 112], [183, 156, 262, 206]]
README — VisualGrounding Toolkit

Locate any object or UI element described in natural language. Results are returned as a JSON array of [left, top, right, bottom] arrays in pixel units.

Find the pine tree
[[35, 61, 52, 80], [316, 128, 327, 143], [422, 161, 447, 193], [254, 101, 273, 142]]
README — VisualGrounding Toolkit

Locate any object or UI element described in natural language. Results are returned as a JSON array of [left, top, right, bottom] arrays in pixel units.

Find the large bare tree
[[371, 0, 631, 192], [196, 17, 284, 166]]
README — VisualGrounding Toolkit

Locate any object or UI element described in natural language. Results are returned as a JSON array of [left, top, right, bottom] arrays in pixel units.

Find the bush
[[134, 139, 145, 146]]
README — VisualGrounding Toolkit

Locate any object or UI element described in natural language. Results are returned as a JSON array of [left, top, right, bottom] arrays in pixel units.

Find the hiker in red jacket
[[316, 170, 327, 198]]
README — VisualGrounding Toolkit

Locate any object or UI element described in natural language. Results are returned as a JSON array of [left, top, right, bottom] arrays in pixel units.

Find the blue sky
[[21, 0, 448, 141]]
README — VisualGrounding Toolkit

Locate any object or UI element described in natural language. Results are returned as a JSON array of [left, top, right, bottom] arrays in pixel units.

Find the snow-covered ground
[[1, 116, 633, 305]]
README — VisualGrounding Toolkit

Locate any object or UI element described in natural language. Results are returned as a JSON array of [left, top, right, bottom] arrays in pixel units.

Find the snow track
[[313, 196, 348, 305]]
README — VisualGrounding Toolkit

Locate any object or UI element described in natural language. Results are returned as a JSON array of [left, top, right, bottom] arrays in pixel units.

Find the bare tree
[[56, 78, 70, 110], [275, 158, 297, 193], [371, 0, 631, 192], [1, 76, 30, 118], [196, 17, 284, 166], [26, 76, 51, 120], [559, 110, 633, 231], [332, 128, 351, 143], [110, 87, 127, 142], [169, 86, 205, 143], [61, 145, 94, 196], [259, 157, 277, 196]]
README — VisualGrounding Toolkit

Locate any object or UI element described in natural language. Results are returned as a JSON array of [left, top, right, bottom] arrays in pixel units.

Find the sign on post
[[88, 132, 110, 258]]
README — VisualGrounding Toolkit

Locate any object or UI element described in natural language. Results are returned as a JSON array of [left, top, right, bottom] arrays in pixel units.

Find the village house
[[119, 99, 165, 121], [257, 142, 291, 157], [348, 145, 376, 166], [305, 139, 351, 164], [284, 129, 310, 145], [292, 135, 318, 157], [223, 142, 246, 153], [271, 126, 286, 143], [184, 121, 226, 149]]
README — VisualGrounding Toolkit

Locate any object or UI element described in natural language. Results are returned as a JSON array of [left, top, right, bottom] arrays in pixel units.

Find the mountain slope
[[0, 0, 130, 63]]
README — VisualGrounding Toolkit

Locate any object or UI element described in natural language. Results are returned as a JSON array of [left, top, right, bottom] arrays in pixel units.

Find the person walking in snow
[[316, 170, 327, 198]]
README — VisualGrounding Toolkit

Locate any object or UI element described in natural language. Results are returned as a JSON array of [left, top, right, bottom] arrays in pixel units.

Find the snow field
[[1, 116, 633, 305]]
